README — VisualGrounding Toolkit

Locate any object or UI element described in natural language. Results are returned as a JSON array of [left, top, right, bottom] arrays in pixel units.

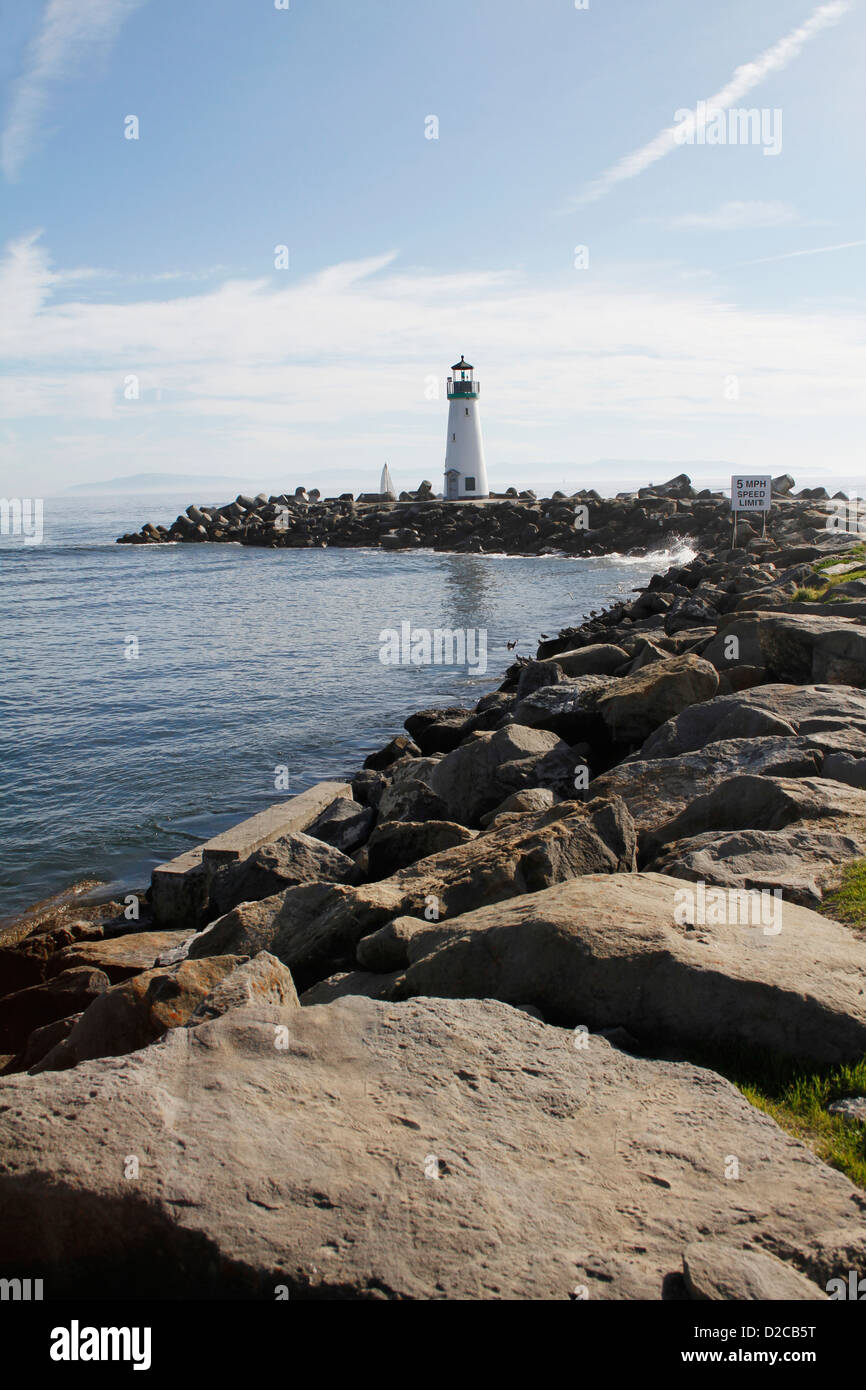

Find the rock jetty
[[116, 471, 845, 557], [3, 474, 866, 1301]]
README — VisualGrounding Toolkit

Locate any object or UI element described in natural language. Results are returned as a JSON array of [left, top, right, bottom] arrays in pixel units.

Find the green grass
[[820, 859, 866, 929], [682, 1039, 866, 1189], [741, 1064, 866, 1190], [792, 546, 866, 603]]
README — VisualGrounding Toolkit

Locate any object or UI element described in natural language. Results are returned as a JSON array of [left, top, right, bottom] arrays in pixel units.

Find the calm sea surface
[[0, 494, 692, 918]]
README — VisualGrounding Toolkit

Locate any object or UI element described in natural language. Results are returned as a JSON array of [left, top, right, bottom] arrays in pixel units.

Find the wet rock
[[404, 708, 473, 755]]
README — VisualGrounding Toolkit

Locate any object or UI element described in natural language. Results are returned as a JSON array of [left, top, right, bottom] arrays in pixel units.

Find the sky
[[0, 0, 864, 497]]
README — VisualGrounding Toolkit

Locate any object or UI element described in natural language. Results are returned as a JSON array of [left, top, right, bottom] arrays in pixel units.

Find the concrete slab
[[151, 783, 353, 927], [151, 848, 208, 930], [199, 783, 352, 866]]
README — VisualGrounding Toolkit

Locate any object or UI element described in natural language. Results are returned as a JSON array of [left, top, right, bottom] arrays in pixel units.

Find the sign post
[[730, 475, 772, 548]]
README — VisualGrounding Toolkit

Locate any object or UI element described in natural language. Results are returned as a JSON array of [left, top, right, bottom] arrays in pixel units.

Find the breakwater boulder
[[116, 475, 854, 557]]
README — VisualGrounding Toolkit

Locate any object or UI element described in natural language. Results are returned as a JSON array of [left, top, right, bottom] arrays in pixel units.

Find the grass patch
[[741, 1064, 866, 1190], [674, 1039, 866, 1189], [820, 859, 866, 929], [794, 547, 866, 602], [792, 583, 830, 602]]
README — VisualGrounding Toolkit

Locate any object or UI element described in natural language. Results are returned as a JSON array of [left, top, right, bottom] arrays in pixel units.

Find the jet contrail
[[577, 1, 853, 204]]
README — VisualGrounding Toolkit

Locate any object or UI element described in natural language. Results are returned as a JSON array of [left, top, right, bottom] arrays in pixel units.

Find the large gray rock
[[0, 996, 861, 1299], [428, 725, 577, 826], [644, 774, 866, 857], [539, 644, 629, 678], [596, 655, 719, 744], [366, 820, 476, 879], [375, 755, 448, 824], [304, 799, 375, 854], [593, 737, 822, 834], [646, 828, 863, 907], [510, 676, 610, 742], [702, 613, 866, 685], [388, 874, 866, 1065], [514, 659, 564, 701], [208, 831, 361, 918], [188, 882, 405, 991], [479, 787, 557, 828], [640, 683, 866, 759]]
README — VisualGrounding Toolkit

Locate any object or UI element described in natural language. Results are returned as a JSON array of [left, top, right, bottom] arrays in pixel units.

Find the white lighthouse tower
[[444, 356, 489, 500]]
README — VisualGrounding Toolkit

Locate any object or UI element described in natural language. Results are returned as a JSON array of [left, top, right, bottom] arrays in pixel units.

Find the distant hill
[[65, 473, 270, 495]]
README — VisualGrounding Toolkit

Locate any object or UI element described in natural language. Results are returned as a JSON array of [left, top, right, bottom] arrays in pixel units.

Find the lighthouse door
[[446, 470, 459, 500]]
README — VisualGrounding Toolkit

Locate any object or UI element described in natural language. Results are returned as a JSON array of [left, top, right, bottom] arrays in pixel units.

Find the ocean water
[[0, 494, 691, 919]]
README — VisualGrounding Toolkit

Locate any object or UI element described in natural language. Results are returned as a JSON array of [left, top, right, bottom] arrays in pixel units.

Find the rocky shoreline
[[117, 471, 843, 557], [3, 475, 866, 1300]]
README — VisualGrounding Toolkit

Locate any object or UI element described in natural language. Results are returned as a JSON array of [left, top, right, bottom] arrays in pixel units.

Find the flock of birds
[[505, 595, 603, 654]]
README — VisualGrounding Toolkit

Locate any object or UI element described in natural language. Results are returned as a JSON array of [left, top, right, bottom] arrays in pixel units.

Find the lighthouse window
[[465, 407, 469, 416], [452, 433, 456, 441], [465, 477, 475, 490]]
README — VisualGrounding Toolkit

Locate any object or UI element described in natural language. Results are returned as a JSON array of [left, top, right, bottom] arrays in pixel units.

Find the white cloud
[[1, 233, 865, 491], [577, 1, 853, 204], [669, 201, 800, 231], [2, 0, 146, 179]]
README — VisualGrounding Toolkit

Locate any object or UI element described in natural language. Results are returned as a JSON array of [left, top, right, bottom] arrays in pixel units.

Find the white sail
[[380, 464, 396, 498]]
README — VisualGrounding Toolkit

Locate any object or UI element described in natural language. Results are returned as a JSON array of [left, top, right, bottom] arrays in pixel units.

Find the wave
[[590, 543, 698, 567]]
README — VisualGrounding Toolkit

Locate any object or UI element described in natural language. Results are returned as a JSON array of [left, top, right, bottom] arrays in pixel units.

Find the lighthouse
[[444, 356, 489, 500]]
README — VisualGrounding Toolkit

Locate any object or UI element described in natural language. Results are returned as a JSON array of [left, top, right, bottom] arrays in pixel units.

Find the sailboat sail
[[380, 464, 395, 498]]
